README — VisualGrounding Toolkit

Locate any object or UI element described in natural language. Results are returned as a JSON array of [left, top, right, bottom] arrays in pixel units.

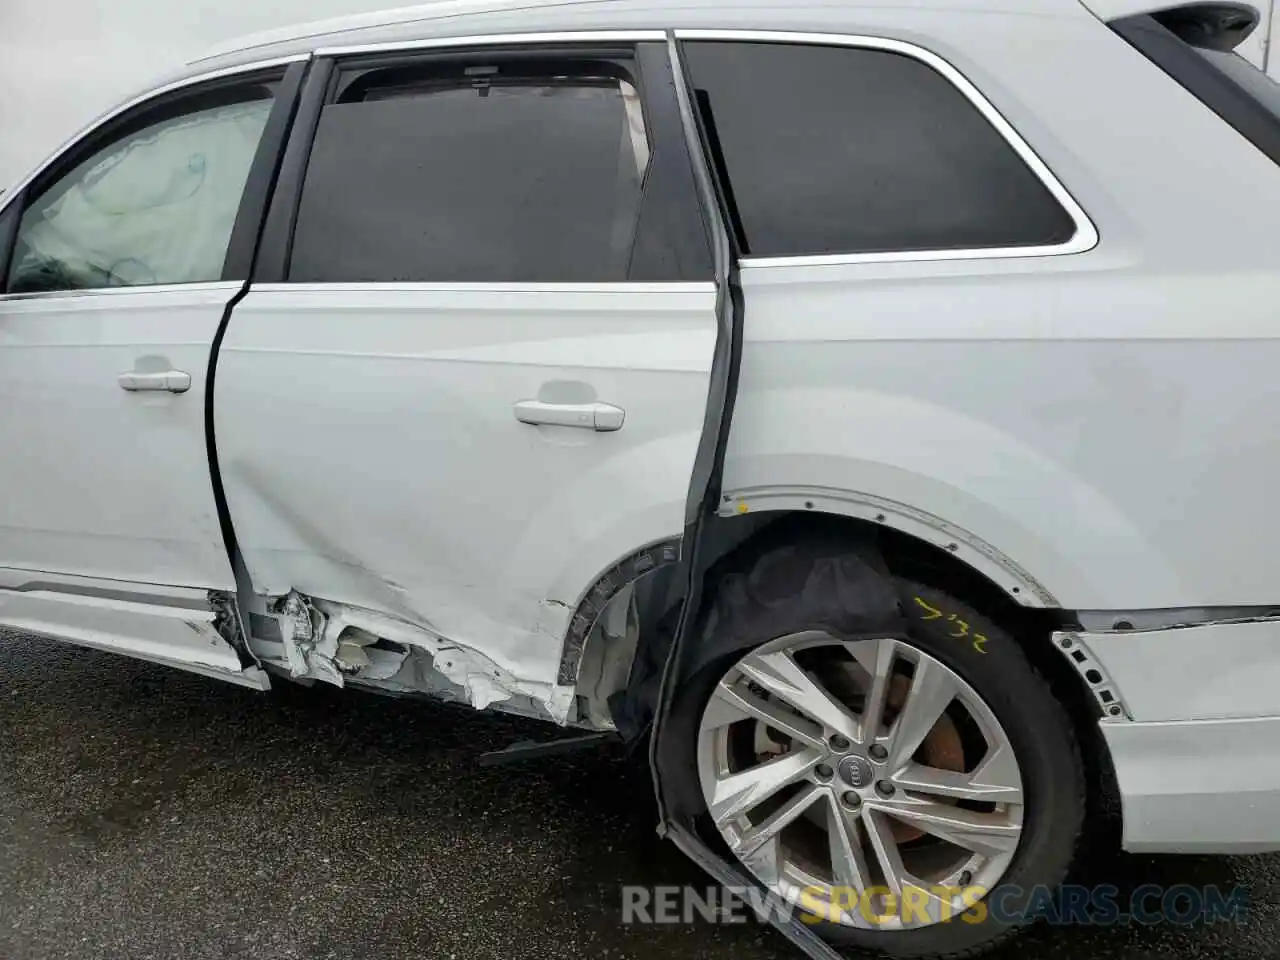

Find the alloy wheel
[[696, 632, 1024, 929]]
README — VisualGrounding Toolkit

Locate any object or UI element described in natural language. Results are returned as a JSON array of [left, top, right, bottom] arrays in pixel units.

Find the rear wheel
[[671, 541, 1084, 959]]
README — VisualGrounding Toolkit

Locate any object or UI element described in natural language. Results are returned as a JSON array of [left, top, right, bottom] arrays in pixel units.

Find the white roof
[[186, 0, 1107, 73]]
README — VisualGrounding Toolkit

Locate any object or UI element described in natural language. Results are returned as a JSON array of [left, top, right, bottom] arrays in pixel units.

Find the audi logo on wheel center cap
[[838, 755, 875, 789]]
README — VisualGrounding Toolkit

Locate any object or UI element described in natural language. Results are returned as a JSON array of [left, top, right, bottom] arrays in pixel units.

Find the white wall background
[[2, 0, 1280, 189], [1240, 1, 1276, 69], [0, 0, 414, 189]]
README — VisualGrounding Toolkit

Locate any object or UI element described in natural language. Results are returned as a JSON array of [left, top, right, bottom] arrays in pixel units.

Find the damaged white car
[[4, 0, 1280, 956]]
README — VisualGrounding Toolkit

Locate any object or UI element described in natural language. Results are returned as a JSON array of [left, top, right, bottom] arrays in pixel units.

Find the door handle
[[514, 400, 625, 432], [117, 370, 192, 394]]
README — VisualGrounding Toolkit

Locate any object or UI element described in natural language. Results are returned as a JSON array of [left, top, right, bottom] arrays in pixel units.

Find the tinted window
[[6, 84, 276, 293], [682, 42, 1077, 259], [290, 66, 657, 283]]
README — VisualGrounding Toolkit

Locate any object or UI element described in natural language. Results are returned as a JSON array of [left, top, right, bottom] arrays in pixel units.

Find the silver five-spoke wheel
[[697, 631, 1024, 930]]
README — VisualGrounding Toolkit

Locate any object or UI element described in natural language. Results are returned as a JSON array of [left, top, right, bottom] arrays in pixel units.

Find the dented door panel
[[214, 283, 718, 709], [211, 40, 717, 717]]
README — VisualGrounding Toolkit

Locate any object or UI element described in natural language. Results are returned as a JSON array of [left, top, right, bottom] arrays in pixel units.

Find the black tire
[[665, 536, 1085, 960]]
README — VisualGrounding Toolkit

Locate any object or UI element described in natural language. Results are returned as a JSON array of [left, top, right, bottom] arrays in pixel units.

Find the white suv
[[1, 1, 1277, 956]]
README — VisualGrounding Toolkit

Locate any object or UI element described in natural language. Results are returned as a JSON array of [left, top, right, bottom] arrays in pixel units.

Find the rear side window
[[290, 59, 674, 283], [681, 41, 1079, 260], [1112, 6, 1280, 168]]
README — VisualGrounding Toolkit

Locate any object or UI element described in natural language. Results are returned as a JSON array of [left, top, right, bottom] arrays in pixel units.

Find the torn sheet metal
[[276, 591, 336, 683], [332, 625, 406, 681], [267, 593, 575, 723]]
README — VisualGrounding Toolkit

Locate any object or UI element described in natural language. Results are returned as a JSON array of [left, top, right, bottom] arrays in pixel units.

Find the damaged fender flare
[[557, 538, 683, 687]]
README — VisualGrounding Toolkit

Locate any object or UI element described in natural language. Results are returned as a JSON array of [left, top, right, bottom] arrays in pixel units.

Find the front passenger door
[[0, 63, 302, 686]]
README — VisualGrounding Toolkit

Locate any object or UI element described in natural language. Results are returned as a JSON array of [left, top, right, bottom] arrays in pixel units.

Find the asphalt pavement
[[1, 631, 1276, 960]]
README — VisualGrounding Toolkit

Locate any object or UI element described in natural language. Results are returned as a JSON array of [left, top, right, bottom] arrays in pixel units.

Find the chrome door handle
[[514, 400, 625, 432], [117, 370, 192, 394]]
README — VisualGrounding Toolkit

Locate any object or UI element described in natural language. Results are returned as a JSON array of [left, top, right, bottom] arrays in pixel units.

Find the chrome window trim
[[315, 30, 668, 57], [0, 281, 245, 304], [0, 54, 310, 208], [674, 29, 1100, 269]]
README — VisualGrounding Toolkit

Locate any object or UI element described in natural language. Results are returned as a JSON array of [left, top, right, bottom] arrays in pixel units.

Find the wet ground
[[1, 632, 1276, 960]]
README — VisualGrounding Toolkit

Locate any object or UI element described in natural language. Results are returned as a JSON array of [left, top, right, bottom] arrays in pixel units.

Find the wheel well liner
[[626, 510, 1120, 832]]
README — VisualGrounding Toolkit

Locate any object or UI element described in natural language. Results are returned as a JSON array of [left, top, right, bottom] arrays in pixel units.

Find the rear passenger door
[[214, 36, 718, 696]]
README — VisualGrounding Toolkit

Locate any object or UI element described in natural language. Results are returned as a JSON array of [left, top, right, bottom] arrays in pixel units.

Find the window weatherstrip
[[0, 55, 311, 206], [673, 29, 1099, 269], [248, 281, 717, 295]]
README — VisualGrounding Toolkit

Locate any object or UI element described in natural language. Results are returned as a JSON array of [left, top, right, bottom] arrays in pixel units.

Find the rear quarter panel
[[723, 13, 1280, 611]]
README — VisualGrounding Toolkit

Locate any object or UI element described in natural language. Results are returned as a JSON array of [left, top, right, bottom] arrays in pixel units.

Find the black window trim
[[674, 29, 1099, 270], [0, 53, 310, 299], [1111, 10, 1280, 169], [253, 29, 717, 290]]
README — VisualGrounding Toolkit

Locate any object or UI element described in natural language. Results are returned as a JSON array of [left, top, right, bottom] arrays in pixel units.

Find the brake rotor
[[753, 666, 967, 844]]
